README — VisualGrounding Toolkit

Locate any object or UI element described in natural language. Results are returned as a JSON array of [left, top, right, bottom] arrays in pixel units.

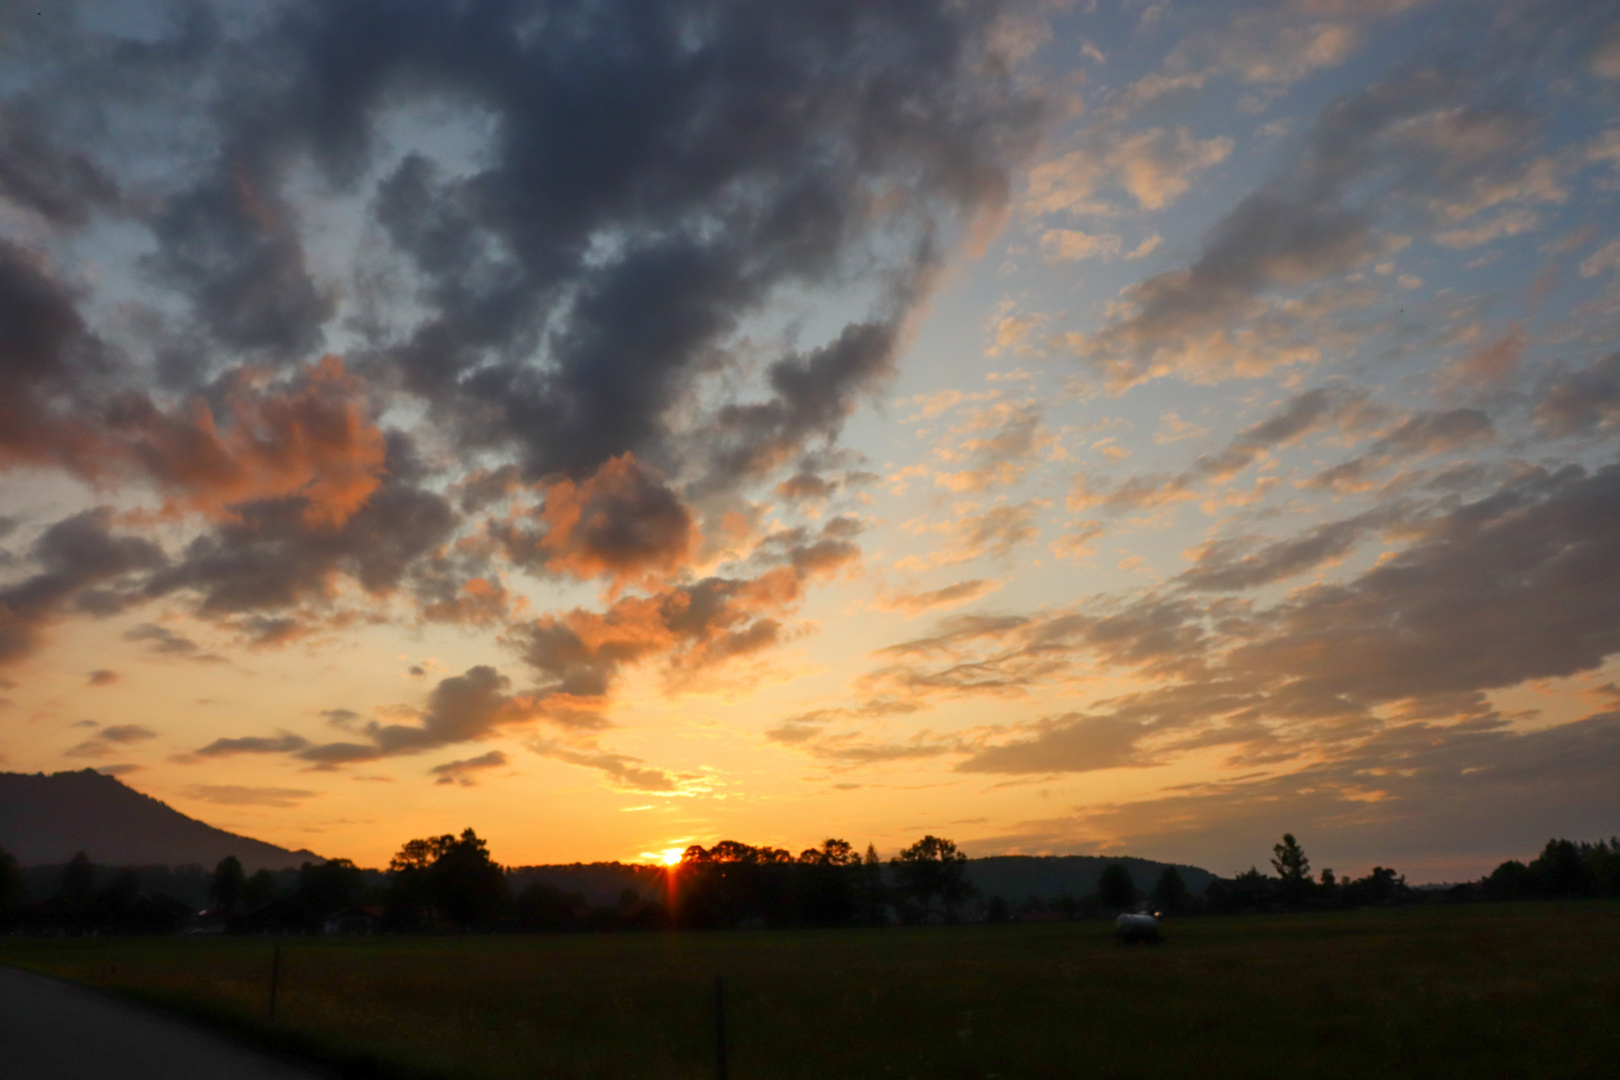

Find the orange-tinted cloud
[[113, 356, 387, 528], [494, 454, 694, 590], [516, 563, 816, 718]]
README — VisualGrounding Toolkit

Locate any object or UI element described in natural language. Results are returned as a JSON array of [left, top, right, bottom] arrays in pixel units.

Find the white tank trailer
[[1114, 910, 1162, 944]]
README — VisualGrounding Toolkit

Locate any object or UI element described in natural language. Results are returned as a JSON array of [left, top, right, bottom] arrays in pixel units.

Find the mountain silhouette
[[0, 769, 322, 870]]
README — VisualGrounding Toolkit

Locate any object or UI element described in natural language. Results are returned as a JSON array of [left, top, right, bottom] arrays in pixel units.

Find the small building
[[234, 897, 312, 935], [111, 894, 192, 935], [18, 896, 86, 936], [323, 904, 384, 935]]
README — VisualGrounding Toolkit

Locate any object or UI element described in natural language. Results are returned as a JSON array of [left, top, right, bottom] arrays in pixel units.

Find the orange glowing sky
[[3, 0, 1620, 882]]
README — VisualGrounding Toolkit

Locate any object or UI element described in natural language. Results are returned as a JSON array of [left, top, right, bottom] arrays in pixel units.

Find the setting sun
[[661, 849, 684, 867]]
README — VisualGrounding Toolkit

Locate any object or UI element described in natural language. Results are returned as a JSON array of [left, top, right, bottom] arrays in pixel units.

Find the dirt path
[[0, 965, 324, 1079]]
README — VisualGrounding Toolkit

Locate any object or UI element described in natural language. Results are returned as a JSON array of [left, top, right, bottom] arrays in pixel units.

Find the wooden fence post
[[714, 975, 729, 1080], [267, 945, 282, 1023]]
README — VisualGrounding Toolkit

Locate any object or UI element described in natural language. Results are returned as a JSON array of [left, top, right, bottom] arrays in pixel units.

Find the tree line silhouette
[[2, 830, 1617, 935]]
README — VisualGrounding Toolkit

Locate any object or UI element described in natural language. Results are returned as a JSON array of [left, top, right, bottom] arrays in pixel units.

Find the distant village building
[[323, 904, 384, 935], [234, 897, 311, 935]]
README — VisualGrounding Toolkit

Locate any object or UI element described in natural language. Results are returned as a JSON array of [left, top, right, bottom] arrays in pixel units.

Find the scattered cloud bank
[[0, 0, 1041, 787]]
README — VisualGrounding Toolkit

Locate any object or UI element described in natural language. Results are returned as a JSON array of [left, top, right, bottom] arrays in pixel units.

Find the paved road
[[0, 965, 324, 1079]]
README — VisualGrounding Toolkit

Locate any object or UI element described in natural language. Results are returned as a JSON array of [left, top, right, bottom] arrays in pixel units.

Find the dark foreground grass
[[4, 902, 1619, 1080]]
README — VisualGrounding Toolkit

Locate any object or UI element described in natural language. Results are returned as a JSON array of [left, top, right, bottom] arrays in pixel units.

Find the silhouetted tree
[[59, 851, 95, 906], [1478, 839, 1620, 901], [1586, 839, 1620, 896], [298, 858, 365, 916], [209, 856, 245, 912], [393, 828, 509, 929], [676, 840, 796, 928], [1484, 859, 1530, 899], [986, 895, 1011, 923], [387, 833, 459, 928], [1341, 866, 1410, 906], [390, 834, 458, 873], [242, 868, 281, 909], [799, 839, 861, 866], [892, 836, 973, 922], [1530, 839, 1595, 898], [90, 867, 140, 929], [792, 838, 864, 925], [97, 867, 140, 908], [860, 844, 887, 925], [1271, 834, 1313, 902], [1097, 863, 1137, 912], [1151, 866, 1189, 915], [0, 844, 22, 916], [515, 881, 586, 931]]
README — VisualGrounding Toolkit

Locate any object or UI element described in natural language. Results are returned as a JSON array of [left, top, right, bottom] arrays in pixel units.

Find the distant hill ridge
[[964, 854, 1216, 900], [0, 769, 322, 871]]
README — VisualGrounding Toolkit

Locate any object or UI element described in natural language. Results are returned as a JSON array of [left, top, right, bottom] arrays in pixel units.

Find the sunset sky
[[3, 0, 1619, 881]]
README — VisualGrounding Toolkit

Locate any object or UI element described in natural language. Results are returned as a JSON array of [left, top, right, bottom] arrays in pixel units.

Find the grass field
[[4, 902, 1618, 1080]]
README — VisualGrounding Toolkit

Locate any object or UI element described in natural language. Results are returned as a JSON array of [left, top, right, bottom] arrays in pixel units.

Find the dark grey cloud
[[0, 0, 1051, 755], [775, 472, 839, 502], [125, 623, 203, 655], [429, 750, 507, 787], [491, 455, 694, 586], [751, 516, 864, 577], [66, 723, 158, 759], [188, 732, 312, 758], [1228, 460, 1620, 705], [366, 665, 516, 754], [146, 433, 456, 618], [511, 555, 833, 714], [1175, 507, 1406, 592], [1304, 409, 1495, 492], [0, 0, 1039, 683], [0, 508, 165, 667], [0, 100, 121, 228], [455, 465, 524, 514], [98, 724, 157, 744], [145, 162, 334, 360], [182, 667, 531, 769], [833, 454, 1620, 781], [0, 240, 102, 468], [73, 0, 1037, 485], [286, 665, 524, 765], [1534, 353, 1620, 437]]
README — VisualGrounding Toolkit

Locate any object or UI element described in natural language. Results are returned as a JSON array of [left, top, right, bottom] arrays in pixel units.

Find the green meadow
[[4, 902, 1618, 1080]]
